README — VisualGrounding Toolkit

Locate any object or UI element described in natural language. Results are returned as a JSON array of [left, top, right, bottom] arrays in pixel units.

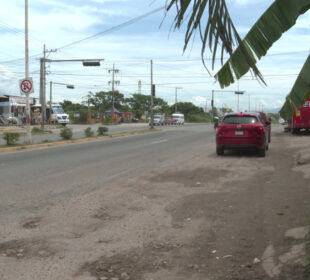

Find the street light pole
[[211, 89, 245, 115], [112, 64, 115, 123], [49, 81, 75, 122], [150, 60, 154, 129], [39, 56, 103, 128], [25, 0, 31, 143], [175, 87, 182, 113]]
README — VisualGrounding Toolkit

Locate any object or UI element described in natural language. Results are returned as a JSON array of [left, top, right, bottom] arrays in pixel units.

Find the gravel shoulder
[[0, 125, 309, 280]]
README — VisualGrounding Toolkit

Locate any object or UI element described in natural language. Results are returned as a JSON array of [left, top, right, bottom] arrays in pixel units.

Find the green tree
[[87, 91, 125, 112], [170, 102, 204, 120], [126, 94, 169, 119], [60, 100, 87, 112]]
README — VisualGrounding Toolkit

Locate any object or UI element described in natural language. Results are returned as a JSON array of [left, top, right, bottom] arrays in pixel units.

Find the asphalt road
[[0, 123, 212, 222], [1, 123, 310, 280]]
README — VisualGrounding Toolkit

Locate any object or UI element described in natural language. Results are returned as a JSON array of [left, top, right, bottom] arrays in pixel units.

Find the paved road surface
[[0, 123, 209, 222], [0, 124, 310, 280]]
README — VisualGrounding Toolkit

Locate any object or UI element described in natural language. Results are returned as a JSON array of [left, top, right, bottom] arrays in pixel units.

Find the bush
[[31, 127, 43, 134], [188, 114, 211, 123], [84, 127, 94, 137], [97, 126, 108, 136], [2, 132, 20, 145], [102, 115, 111, 125], [60, 127, 72, 140]]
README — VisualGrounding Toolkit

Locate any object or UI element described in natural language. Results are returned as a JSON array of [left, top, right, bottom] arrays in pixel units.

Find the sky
[[0, 0, 309, 112]]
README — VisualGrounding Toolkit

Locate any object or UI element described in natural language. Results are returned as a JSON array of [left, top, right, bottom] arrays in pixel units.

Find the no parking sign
[[19, 78, 34, 94]]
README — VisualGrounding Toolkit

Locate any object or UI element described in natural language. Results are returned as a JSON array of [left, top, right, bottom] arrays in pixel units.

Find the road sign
[[19, 78, 34, 94]]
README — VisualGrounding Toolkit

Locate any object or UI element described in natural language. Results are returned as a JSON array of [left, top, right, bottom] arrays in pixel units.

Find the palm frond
[[279, 54, 310, 119], [215, 0, 310, 88], [165, 0, 248, 73]]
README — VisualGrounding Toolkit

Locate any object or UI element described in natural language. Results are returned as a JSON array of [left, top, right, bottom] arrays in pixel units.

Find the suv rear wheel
[[258, 146, 266, 157], [216, 147, 224, 156]]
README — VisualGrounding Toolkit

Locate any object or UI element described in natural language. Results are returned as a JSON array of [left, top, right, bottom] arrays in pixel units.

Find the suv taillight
[[257, 126, 264, 133]]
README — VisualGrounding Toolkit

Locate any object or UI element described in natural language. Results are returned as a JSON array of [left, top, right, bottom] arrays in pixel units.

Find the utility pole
[[25, 0, 31, 143], [138, 80, 142, 94], [248, 93, 251, 111], [108, 64, 120, 123], [39, 45, 57, 129], [49, 81, 74, 122], [175, 87, 182, 113], [41, 44, 46, 129], [150, 60, 154, 129]]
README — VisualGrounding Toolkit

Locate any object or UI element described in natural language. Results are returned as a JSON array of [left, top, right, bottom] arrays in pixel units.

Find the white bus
[[172, 113, 184, 125]]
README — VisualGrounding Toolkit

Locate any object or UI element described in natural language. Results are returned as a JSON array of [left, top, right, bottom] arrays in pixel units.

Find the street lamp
[[211, 89, 246, 117], [49, 81, 75, 122], [40, 58, 103, 129], [235, 91, 245, 112]]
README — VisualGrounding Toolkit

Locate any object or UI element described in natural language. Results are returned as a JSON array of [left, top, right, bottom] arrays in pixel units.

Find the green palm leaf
[[215, 0, 310, 88], [279, 55, 310, 119], [165, 0, 255, 73]]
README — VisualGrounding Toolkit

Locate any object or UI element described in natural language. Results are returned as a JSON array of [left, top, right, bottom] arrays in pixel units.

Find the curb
[[0, 129, 158, 153]]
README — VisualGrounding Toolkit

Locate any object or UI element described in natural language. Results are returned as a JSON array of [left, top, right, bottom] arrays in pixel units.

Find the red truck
[[287, 96, 310, 134]]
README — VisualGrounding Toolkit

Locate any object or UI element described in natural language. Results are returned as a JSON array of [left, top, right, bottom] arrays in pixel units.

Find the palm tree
[[165, 0, 310, 118]]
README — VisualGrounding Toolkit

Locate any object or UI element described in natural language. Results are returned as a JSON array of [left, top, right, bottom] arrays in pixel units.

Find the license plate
[[235, 130, 244, 136]]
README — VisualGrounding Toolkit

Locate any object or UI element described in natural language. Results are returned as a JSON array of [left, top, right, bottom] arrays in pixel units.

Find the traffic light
[[82, 61, 101, 67], [211, 99, 214, 107], [152, 84, 155, 96]]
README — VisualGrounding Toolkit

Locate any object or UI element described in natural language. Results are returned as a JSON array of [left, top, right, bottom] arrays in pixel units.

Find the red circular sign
[[20, 79, 33, 94]]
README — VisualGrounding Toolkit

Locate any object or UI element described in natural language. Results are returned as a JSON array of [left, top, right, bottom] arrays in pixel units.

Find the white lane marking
[[150, 139, 168, 145]]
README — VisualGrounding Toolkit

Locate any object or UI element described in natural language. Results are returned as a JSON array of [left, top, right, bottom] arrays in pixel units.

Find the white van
[[50, 104, 70, 126], [149, 114, 165, 126], [172, 113, 184, 125]]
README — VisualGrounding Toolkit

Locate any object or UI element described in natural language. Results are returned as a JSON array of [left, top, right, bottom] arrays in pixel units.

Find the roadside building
[[0, 94, 35, 125]]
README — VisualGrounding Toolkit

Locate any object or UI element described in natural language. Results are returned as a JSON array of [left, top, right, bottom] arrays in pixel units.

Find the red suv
[[258, 111, 271, 142], [216, 112, 269, 157]]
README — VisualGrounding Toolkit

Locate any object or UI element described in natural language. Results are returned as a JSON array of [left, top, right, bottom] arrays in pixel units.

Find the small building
[[0, 94, 35, 124], [104, 109, 121, 122], [122, 112, 135, 123]]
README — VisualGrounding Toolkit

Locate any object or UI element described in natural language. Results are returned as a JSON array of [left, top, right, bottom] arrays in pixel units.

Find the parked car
[[164, 117, 176, 125], [258, 111, 271, 142], [216, 112, 269, 157]]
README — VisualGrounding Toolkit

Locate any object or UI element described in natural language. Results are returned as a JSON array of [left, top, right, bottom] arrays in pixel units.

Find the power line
[[56, 6, 165, 51]]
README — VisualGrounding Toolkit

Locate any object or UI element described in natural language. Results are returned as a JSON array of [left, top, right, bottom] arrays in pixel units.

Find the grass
[[31, 127, 52, 134]]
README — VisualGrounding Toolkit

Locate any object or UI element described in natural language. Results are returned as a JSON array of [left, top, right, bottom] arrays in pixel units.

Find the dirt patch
[[92, 206, 125, 221], [22, 217, 42, 229], [148, 167, 228, 188], [79, 246, 178, 280], [0, 239, 56, 259]]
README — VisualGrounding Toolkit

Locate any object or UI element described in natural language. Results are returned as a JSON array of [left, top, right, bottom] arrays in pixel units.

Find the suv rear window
[[222, 115, 258, 124]]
